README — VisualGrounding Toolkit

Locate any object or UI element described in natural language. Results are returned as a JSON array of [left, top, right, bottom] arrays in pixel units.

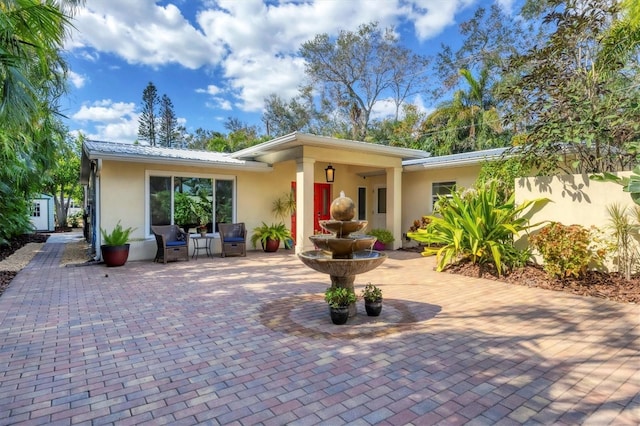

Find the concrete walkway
[[0, 238, 638, 425]]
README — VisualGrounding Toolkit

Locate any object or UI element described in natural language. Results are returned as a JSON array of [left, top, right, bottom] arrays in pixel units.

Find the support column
[[386, 166, 403, 250], [295, 158, 316, 254]]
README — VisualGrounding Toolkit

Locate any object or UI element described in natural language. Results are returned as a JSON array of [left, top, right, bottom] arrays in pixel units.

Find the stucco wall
[[515, 173, 634, 270], [401, 165, 481, 236], [515, 173, 634, 229], [97, 158, 392, 261]]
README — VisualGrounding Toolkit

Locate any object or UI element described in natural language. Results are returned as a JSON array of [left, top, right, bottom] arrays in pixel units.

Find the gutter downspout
[[94, 159, 102, 261]]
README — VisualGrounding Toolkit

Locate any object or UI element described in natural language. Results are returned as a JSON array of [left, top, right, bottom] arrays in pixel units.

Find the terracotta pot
[[101, 244, 130, 267], [263, 238, 280, 252]]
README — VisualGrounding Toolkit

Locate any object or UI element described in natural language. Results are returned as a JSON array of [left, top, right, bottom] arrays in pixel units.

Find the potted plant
[[369, 228, 394, 250], [324, 286, 357, 325], [100, 221, 135, 267], [250, 222, 292, 252], [361, 282, 383, 316]]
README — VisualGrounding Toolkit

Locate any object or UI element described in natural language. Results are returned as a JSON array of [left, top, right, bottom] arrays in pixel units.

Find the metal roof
[[403, 147, 509, 170], [82, 140, 272, 171]]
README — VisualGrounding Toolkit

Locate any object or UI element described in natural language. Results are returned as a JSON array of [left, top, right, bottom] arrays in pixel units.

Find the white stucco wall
[[97, 154, 402, 261], [515, 173, 634, 229], [515, 172, 635, 271], [401, 165, 481, 237]]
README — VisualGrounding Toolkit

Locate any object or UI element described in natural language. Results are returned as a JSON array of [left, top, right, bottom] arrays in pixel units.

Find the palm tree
[[0, 0, 84, 243], [422, 68, 504, 155]]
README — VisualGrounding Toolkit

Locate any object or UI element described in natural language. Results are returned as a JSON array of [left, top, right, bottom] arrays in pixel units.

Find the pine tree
[[158, 94, 178, 147], [138, 82, 159, 146]]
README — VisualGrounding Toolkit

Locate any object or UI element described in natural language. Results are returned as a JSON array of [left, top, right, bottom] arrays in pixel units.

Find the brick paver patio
[[0, 235, 638, 425]]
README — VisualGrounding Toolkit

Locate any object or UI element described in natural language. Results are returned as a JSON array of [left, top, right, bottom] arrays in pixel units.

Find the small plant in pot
[[100, 221, 135, 267], [369, 228, 394, 250], [250, 222, 292, 252], [324, 286, 357, 325], [361, 282, 383, 316]]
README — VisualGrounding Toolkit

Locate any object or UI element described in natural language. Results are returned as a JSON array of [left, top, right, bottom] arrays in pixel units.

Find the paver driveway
[[0, 237, 638, 425]]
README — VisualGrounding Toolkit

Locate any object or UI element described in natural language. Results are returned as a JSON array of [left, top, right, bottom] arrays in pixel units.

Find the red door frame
[[290, 182, 332, 241]]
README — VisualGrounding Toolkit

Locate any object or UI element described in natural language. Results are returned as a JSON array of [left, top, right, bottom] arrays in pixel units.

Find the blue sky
[[62, 0, 517, 143]]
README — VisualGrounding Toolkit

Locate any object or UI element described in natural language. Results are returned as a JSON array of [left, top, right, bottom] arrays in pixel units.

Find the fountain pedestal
[[298, 191, 387, 320]]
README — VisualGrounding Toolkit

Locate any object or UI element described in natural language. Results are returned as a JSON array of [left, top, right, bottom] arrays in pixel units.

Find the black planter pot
[[101, 244, 130, 267], [329, 306, 350, 325], [364, 299, 382, 316]]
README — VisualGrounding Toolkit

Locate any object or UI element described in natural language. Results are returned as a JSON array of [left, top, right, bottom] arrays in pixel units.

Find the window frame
[[431, 181, 456, 211], [145, 170, 236, 238]]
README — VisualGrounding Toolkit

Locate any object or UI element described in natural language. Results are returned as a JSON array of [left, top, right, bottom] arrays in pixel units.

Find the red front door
[[314, 183, 332, 233], [290, 182, 332, 241]]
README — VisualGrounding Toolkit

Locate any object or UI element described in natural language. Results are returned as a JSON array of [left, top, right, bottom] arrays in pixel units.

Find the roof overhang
[[81, 141, 272, 182], [232, 132, 431, 163], [403, 147, 509, 171]]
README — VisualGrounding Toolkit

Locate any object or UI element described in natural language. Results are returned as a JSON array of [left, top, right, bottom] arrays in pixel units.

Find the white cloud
[[67, 0, 223, 69], [67, 70, 87, 89], [67, 0, 477, 119], [408, 0, 477, 41], [196, 85, 222, 96], [71, 99, 139, 141]]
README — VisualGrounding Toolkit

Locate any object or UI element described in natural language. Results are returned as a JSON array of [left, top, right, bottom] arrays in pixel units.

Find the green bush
[[100, 221, 135, 246], [368, 228, 394, 244], [407, 182, 547, 276], [324, 287, 357, 308], [530, 222, 606, 279]]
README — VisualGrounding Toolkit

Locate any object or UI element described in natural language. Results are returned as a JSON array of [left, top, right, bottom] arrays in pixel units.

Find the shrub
[[407, 181, 548, 276], [529, 222, 607, 279], [368, 228, 394, 244], [607, 203, 640, 281], [100, 221, 135, 246]]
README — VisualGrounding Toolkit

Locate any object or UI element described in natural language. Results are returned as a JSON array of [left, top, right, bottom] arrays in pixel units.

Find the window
[[432, 181, 456, 211], [357, 187, 366, 220], [377, 187, 387, 214], [148, 173, 235, 235], [31, 202, 41, 217]]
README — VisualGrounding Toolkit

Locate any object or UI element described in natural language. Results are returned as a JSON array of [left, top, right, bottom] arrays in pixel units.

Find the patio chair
[[218, 222, 247, 257], [151, 225, 190, 263]]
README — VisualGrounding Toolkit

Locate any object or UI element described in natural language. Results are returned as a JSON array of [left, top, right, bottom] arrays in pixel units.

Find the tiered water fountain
[[298, 192, 387, 317]]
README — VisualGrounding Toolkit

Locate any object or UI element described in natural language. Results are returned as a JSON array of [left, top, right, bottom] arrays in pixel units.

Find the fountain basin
[[318, 220, 368, 237], [309, 234, 376, 258], [298, 250, 387, 277]]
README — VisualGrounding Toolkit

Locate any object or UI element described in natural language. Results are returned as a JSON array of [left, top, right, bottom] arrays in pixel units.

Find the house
[[80, 132, 506, 261]]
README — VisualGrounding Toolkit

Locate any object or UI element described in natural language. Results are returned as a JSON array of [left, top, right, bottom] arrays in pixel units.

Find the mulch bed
[[446, 261, 640, 304]]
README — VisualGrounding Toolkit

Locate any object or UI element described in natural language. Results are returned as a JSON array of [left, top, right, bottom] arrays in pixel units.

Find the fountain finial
[[330, 190, 355, 221]]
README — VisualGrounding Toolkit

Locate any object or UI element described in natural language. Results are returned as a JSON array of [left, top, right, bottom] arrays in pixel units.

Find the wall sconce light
[[325, 164, 335, 183]]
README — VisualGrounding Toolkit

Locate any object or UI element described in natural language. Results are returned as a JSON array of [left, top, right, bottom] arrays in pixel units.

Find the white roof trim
[[403, 147, 509, 171], [83, 140, 272, 172], [231, 132, 431, 160]]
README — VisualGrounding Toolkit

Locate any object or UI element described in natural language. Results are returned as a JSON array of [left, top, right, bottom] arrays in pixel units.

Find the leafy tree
[[299, 22, 430, 140], [158, 94, 178, 147], [366, 104, 427, 148], [262, 87, 319, 137], [503, 0, 640, 174], [435, 5, 532, 96], [138, 82, 159, 146], [41, 128, 82, 226], [0, 0, 83, 243], [184, 127, 223, 150]]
